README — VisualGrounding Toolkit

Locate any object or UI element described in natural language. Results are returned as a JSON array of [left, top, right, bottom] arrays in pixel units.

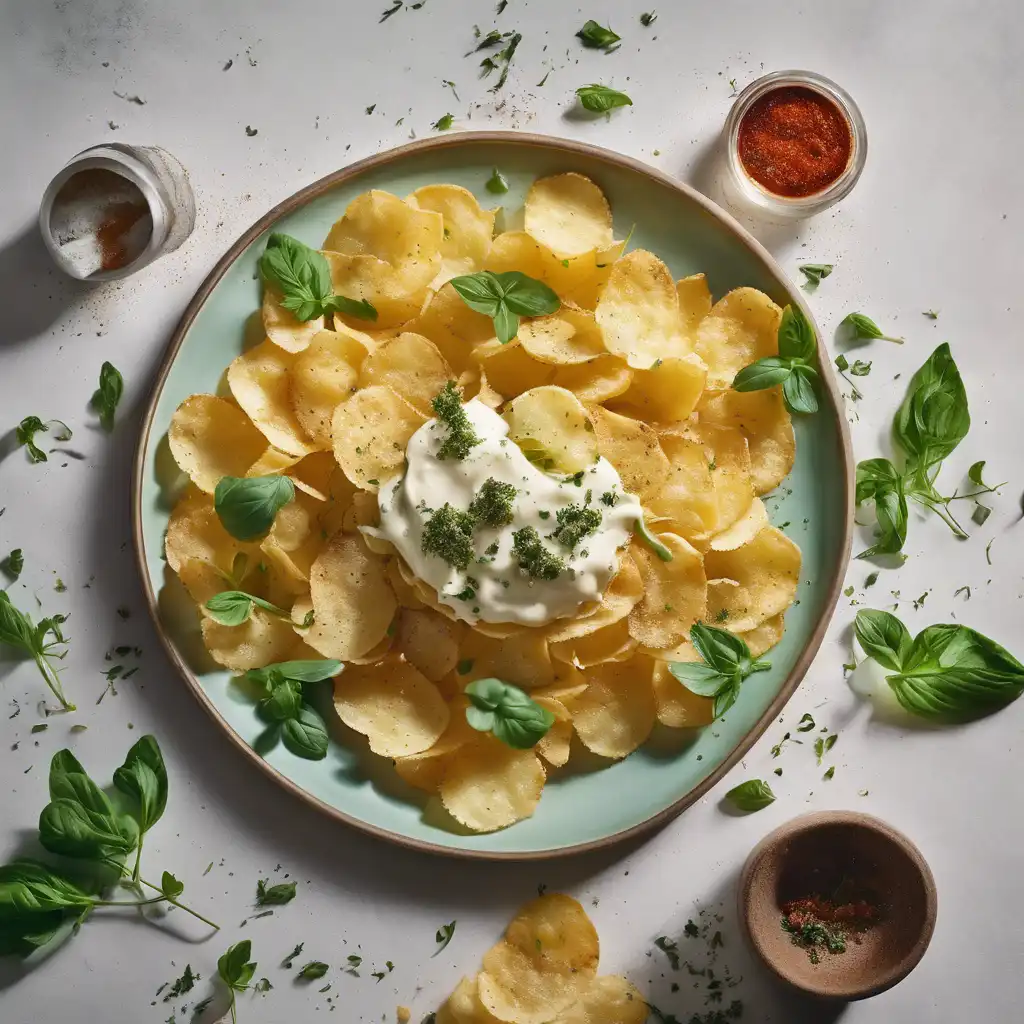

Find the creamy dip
[[372, 400, 641, 625]]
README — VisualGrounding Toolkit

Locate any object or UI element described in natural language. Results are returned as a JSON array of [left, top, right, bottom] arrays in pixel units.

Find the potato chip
[[485, 231, 607, 305], [331, 385, 427, 492], [408, 184, 496, 286], [552, 976, 648, 1024], [387, 558, 425, 610], [503, 386, 598, 474], [347, 633, 394, 665], [404, 282, 495, 376], [524, 173, 613, 258], [676, 273, 713, 337], [287, 450, 337, 502], [228, 339, 317, 456], [475, 338, 556, 398], [176, 556, 229, 605], [200, 610, 298, 671], [395, 608, 463, 682], [262, 287, 325, 353], [437, 976, 504, 1024], [324, 251, 436, 330], [545, 553, 642, 643], [458, 366, 505, 410], [572, 658, 655, 759], [440, 739, 545, 833], [703, 526, 801, 632], [245, 447, 300, 479], [651, 660, 714, 728], [393, 710, 477, 793], [306, 532, 397, 660], [324, 188, 443, 263], [478, 894, 599, 1023], [698, 388, 795, 495], [646, 435, 718, 547], [740, 612, 785, 656], [165, 487, 256, 574], [535, 699, 573, 768], [333, 658, 449, 757], [551, 356, 632, 404], [168, 395, 268, 494], [695, 287, 782, 390], [693, 422, 753, 532], [260, 497, 325, 591], [518, 306, 606, 366], [359, 331, 452, 415], [628, 533, 707, 649], [590, 407, 669, 500], [595, 250, 687, 369], [461, 630, 555, 690], [608, 353, 706, 423], [290, 328, 370, 447], [549, 619, 636, 669], [709, 497, 768, 551]]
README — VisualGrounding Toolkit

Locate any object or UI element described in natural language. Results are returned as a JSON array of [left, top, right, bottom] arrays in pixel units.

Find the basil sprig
[[214, 475, 295, 541], [724, 779, 776, 813], [669, 623, 771, 719], [841, 312, 903, 344], [855, 343, 994, 556], [205, 590, 311, 628], [245, 660, 342, 761], [218, 939, 257, 1018], [464, 678, 554, 749], [733, 304, 819, 414], [449, 270, 560, 344], [575, 83, 633, 113], [855, 609, 1024, 721], [259, 232, 377, 322]]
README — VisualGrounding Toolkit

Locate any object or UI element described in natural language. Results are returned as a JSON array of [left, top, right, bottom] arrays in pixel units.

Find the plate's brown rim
[[132, 129, 855, 862]]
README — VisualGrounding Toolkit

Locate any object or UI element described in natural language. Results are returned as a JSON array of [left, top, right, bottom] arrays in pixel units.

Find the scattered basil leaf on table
[[575, 83, 633, 113], [640, 11, 657, 25], [204, 590, 299, 627], [814, 734, 837, 764], [432, 112, 454, 131], [670, 623, 771, 719], [464, 678, 554, 748], [219, 938, 257, 1021], [485, 167, 509, 194], [15, 416, 72, 464], [1, 547, 23, 581], [449, 270, 560, 344], [798, 263, 833, 286], [214, 475, 295, 541], [855, 608, 1024, 720], [724, 779, 775, 813], [488, 32, 521, 91], [112, 735, 169, 879], [434, 920, 457, 954], [256, 879, 297, 906], [840, 312, 903, 344], [576, 20, 620, 51], [0, 592, 75, 710], [161, 871, 184, 899], [298, 961, 329, 980], [90, 361, 124, 431]]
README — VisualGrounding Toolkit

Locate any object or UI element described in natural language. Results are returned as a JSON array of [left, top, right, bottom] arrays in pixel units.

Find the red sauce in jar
[[737, 86, 852, 198]]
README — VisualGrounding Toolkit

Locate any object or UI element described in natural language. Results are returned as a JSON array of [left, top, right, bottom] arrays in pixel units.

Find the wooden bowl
[[738, 811, 937, 1000]]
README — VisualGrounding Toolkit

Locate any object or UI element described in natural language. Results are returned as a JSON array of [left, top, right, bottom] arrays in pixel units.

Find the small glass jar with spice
[[723, 70, 867, 219]]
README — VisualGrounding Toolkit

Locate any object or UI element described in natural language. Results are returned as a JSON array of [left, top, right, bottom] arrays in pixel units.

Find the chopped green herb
[[468, 478, 517, 528], [954, 585, 971, 600], [422, 504, 476, 570], [654, 935, 680, 969], [864, 572, 879, 587], [165, 964, 198, 1001], [298, 961, 329, 980], [432, 381, 481, 460], [552, 503, 602, 550], [434, 920, 457, 954], [600, 490, 618, 507], [253, 978, 273, 993], [432, 112, 454, 131], [796, 713, 815, 732], [456, 658, 474, 674], [256, 879, 297, 906], [90, 361, 124, 431], [365, 104, 376, 114], [823, 766, 836, 780], [512, 526, 565, 580], [640, 11, 657, 26], [485, 167, 509, 194], [923, 309, 939, 319], [1, 548, 24, 581], [972, 503, 992, 526], [798, 263, 833, 286], [576, 20, 620, 51], [282, 943, 304, 968], [814, 733, 837, 764], [14, 416, 72, 464]]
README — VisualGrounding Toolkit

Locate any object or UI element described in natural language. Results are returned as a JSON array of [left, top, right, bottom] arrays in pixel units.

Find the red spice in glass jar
[[737, 86, 852, 198]]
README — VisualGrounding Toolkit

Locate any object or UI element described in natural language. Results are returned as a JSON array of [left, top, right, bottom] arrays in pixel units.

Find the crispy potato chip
[[228, 339, 317, 456], [518, 306, 606, 366], [551, 356, 632, 404], [393, 711, 477, 793], [545, 553, 642, 643], [695, 287, 782, 390], [475, 338, 556, 398], [176, 556, 228, 605], [347, 632, 394, 665], [260, 497, 325, 592], [306, 532, 397, 660], [676, 274, 713, 338], [262, 287, 325, 353], [628, 533, 707, 649], [608, 353, 707, 422], [478, 894, 599, 1024], [461, 630, 555, 690], [165, 487, 256, 574], [343, 491, 380, 534], [503, 386, 598, 474], [387, 558, 426, 610], [359, 331, 451, 415], [693, 422, 753, 532], [646, 435, 718, 547], [553, 976, 648, 1024], [333, 658, 449, 757], [324, 251, 436, 330], [395, 608, 463, 682], [572, 659, 655, 759], [698, 388, 795, 494], [201, 610, 298, 670], [457, 366, 505, 410], [331, 385, 427, 492], [323, 189, 443, 266], [590, 407, 669, 500], [290, 328, 370, 447], [437, 976, 504, 1024], [740, 612, 785, 656], [595, 250, 687, 369], [404, 282, 495, 376], [440, 739, 545, 833], [524, 173, 614, 258], [549, 619, 636, 669], [703, 526, 801, 632], [168, 395, 268, 494], [246, 447, 300, 479], [710, 497, 768, 551], [408, 184, 496, 286], [287, 450, 337, 501], [652, 660, 715, 728], [535, 699, 573, 768]]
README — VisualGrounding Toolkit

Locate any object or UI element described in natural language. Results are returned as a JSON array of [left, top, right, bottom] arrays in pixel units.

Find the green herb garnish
[[575, 83, 633, 113], [468, 478, 517, 528], [218, 939, 256, 1022], [634, 517, 672, 561], [552, 503, 601, 550], [15, 416, 72, 464], [798, 263, 833, 286], [245, 660, 340, 760], [654, 935, 680, 969], [214, 475, 294, 541], [90, 361, 124, 431], [449, 271, 559, 344], [576, 20, 620, 51], [511, 526, 565, 580], [432, 112, 454, 131], [640, 11, 657, 25], [434, 920, 457, 954], [205, 590, 304, 627], [465, 678, 554, 748], [840, 312, 903, 344], [733, 304, 819, 414], [796, 713, 815, 732], [256, 879, 297, 906], [432, 381, 482, 460], [282, 943, 304, 968], [485, 167, 509, 194], [298, 961, 329, 980], [1, 548, 23, 581], [0, 592, 74, 710], [814, 733, 837, 764], [422, 504, 476, 570], [724, 779, 775, 812]]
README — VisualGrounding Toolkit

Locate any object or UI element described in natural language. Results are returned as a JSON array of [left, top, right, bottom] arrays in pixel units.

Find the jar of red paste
[[724, 70, 867, 219]]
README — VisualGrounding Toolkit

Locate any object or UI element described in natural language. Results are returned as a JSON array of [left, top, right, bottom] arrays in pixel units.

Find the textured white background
[[1, 1, 1022, 1021]]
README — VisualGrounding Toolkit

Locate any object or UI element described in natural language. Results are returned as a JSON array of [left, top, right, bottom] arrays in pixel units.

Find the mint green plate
[[134, 132, 853, 859]]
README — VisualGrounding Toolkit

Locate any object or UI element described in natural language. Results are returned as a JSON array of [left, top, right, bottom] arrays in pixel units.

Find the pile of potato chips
[[164, 172, 801, 833], [435, 893, 647, 1024]]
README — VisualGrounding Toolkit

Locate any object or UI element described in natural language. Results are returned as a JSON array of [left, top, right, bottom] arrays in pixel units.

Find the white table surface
[[2, 1, 1023, 1021]]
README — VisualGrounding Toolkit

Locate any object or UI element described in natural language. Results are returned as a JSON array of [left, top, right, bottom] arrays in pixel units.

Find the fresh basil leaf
[[260, 678, 303, 721], [464, 678, 554, 749], [323, 294, 378, 321], [841, 312, 903, 344], [575, 83, 633, 113], [90, 362, 124, 431], [218, 939, 257, 992], [161, 870, 184, 899], [0, 859, 94, 913], [298, 961, 329, 980], [782, 365, 819, 414], [493, 302, 518, 345], [777, 304, 816, 362], [281, 704, 329, 760], [15, 417, 72, 464], [449, 271, 503, 314], [855, 459, 908, 558], [576, 20, 620, 51], [854, 609, 912, 672], [260, 233, 333, 322], [0, 547, 23, 581], [112, 736, 169, 833], [246, 659, 342, 686], [850, 359, 871, 377], [49, 749, 86, 785], [485, 167, 509, 194], [214, 475, 295, 541], [689, 622, 747, 675], [669, 662, 729, 698], [633, 518, 673, 561], [256, 879, 296, 906], [798, 263, 833, 286], [449, 270, 559, 344], [855, 458, 901, 505], [496, 271, 560, 317], [38, 798, 139, 859], [732, 356, 792, 392], [434, 919, 456, 954], [724, 779, 775, 812], [432, 112, 454, 131], [205, 590, 291, 627], [968, 460, 987, 486]]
